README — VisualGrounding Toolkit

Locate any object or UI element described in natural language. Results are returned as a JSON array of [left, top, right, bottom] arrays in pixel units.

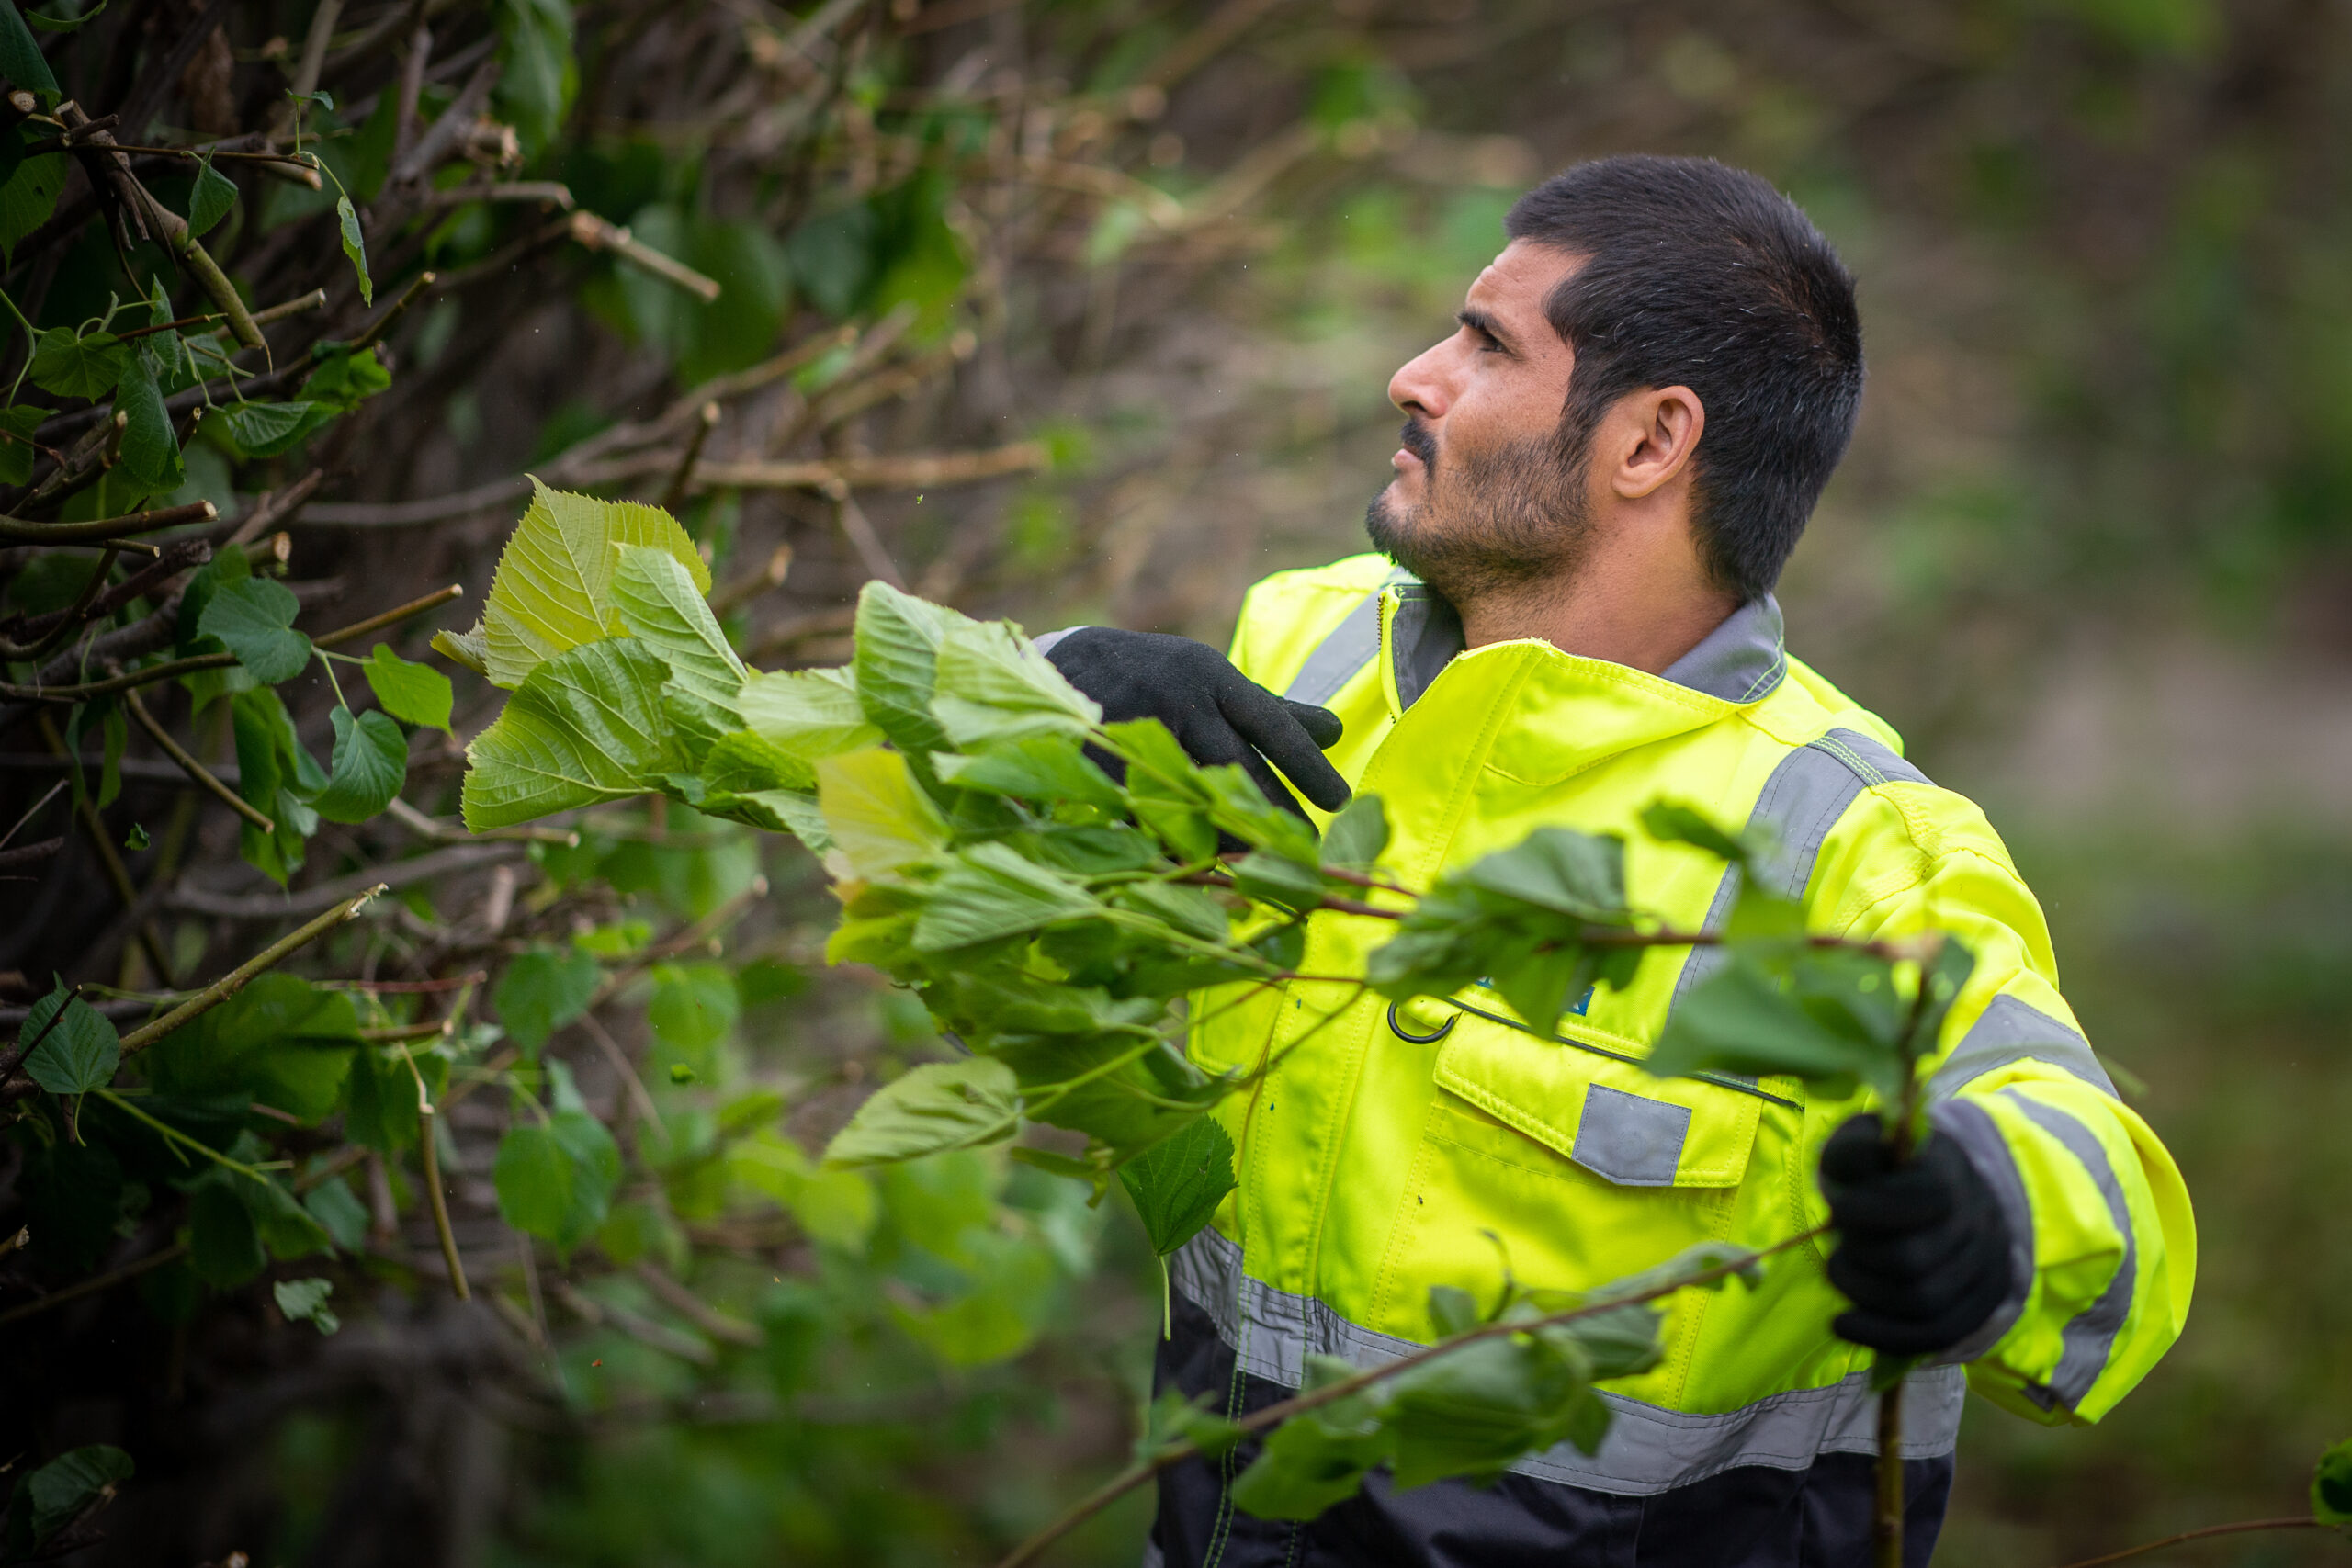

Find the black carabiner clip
[[1386, 999, 1456, 1043]]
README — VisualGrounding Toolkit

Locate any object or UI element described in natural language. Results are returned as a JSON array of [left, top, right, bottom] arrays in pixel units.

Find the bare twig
[[40, 715, 175, 987], [121, 688, 272, 833], [566, 210, 721, 300], [0, 1241, 190, 1326], [635, 1261, 762, 1347], [2045, 1519, 2329, 1568], [164, 842, 520, 919], [709, 543, 792, 617], [0, 500, 219, 545], [349, 271, 438, 354], [660, 401, 718, 512], [994, 1226, 1829, 1568], [311, 582, 464, 649], [116, 886, 388, 1056], [825, 481, 904, 589]]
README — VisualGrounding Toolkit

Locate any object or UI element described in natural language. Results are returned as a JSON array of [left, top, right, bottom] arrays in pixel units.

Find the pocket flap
[[1428, 1007, 1767, 1189]]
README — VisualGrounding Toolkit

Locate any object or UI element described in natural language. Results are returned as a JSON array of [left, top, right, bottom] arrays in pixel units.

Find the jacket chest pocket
[[1428, 1001, 1769, 1189], [1366, 998, 1787, 1379]]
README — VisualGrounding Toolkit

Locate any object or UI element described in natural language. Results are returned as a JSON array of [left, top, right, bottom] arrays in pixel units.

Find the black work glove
[[1045, 628, 1351, 818], [1819, 1113, 2015, 1357]]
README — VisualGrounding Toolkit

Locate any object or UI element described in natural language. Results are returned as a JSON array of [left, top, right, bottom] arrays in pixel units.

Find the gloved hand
[[1045, 628, 1351, 818], [1819, 1113, 2015, 1356]]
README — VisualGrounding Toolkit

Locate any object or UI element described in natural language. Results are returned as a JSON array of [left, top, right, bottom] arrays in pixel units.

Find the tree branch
[[112, 885, 388, 1057], [994, 1226, 1829, 1568], [121, 686, 272, 833]]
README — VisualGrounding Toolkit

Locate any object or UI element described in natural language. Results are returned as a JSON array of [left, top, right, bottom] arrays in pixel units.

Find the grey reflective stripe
[[1573, 1085, 1691, 1186], [1927, 1098, 2037, 1366], [1659, 594, 1788, 704], [1283, 588, 1393, 705], [1996, 1089, 2138, 1409], [1928, 993, 2118, 1101], [1168, 1226, 1965, 1495], [1670, 729, 1929, 1011]]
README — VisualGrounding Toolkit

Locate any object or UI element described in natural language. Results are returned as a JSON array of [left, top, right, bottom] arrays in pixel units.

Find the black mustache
[[1398, 418, 1438, 468]]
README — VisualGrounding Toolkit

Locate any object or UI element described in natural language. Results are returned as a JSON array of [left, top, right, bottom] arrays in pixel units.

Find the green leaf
[[221, 399, 327, 458], [1456, 826, 1628, 920], [1321, 792, 1390, 869], [431, 621, 491, 677], [494, 1121, 573, 1238], [912, 841, 1102, 951], [2314, 1437, 2352, 1529], [335, 194, 373, 305], [495, 945, 602, 1054], [852, 580, 961, 756], [298, 344, 390, 410], [187, 149, 237, 237], [362, 644, 454, 731], [1381, 1328, 1600, 1489], [1144, 1389, 1249, 1461], [22, 0, 111, 31], [493, 0, 574, 153], [188, 1174, 266, 1285], [481, 479, 707, 688], [822, 1057, 1022, 1167], [930, 617, 1101, 747], [115, 345, 182, 489], [460, 637, 684, 829], [273, 1276, 340, 1335], [310, 706, 406, 823], [1639, 801, 1756, 868], [0, 130, 62, 260], [146, 973, 358, 1121], [19, 1447, 131, 1547], [648, 961, 738, 1056], [302, 1174, 370, 1251], [1118, 1115, 1235, 1257], [0, 0, 60, 99], [20, 979, 119, 1094], [933, 734, 1125, 811], [1646, 950, 1909, 1106], [28, 327, 123, 400], [611, 541, 744, 709], [1229, 1356, 1394, 1520], [0, 401, 51, 487], [737, 664, 880, 762], [815, 747, 948, 879], [548, 1107, 620, 1246], [198, 576, 312, 683]]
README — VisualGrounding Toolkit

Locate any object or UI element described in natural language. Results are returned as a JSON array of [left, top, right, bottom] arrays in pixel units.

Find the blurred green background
[[16, 0, 2350, 1563]]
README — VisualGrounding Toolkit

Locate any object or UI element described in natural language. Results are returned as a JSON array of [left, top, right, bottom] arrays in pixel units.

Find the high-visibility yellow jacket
[[1164, 557, 2193, 1526]]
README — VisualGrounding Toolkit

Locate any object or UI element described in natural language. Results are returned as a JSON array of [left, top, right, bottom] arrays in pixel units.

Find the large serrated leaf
[[851, 580, 960, 755], [822, 1058, 1021, 1168], [930, 617, 1100, 747], [611, 542, 745, 710], [815, 747, 947, 879], [461, 637, 684, 829], [1118, 1114, 1235, 1257], [481, 479, 708, 689], [738, 664, 879, 761], [20, 979, 119, 1095]]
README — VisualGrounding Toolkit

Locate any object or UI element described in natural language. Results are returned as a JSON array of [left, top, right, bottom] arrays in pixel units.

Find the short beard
[[1365, 421, 1593, 606]]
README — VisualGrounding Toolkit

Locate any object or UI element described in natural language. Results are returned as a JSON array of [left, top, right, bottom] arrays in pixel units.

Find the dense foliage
[[0, 0, 2347, 1563]]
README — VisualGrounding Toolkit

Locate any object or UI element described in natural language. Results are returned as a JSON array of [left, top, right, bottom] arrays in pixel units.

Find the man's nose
[[1388, 341, 1452, 422]]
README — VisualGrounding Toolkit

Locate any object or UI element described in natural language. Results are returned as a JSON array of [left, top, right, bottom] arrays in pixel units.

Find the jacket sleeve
[[1810, 784, 2197, 1426]]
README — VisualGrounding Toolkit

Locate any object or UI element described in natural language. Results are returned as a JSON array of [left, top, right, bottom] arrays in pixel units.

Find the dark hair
[[1505, 156, 1862, 599]]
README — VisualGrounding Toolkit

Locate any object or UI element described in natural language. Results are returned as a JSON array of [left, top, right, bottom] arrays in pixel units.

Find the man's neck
[[1454, 558, 1742, 676]]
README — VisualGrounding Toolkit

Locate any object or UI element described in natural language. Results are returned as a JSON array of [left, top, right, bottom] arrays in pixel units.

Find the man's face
[[1366, 240, 1589, 602]]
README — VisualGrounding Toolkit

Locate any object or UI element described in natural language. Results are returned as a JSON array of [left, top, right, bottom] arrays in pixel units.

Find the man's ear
[[1609, 386, 1705, 502]]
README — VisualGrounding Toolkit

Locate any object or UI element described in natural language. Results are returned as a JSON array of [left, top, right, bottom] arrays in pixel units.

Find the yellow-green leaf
[[481, 479, 708, 689]]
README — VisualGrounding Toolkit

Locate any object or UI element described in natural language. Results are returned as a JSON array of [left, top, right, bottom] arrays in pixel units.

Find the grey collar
[[1388, 584, 1786, 710]]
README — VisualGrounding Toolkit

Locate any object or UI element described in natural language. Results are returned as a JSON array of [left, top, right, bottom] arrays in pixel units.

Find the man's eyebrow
[[1456, 307, 1517, 352]]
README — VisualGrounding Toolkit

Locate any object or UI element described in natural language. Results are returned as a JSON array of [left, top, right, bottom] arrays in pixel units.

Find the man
[[1043, 156, 2193, 1567]]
